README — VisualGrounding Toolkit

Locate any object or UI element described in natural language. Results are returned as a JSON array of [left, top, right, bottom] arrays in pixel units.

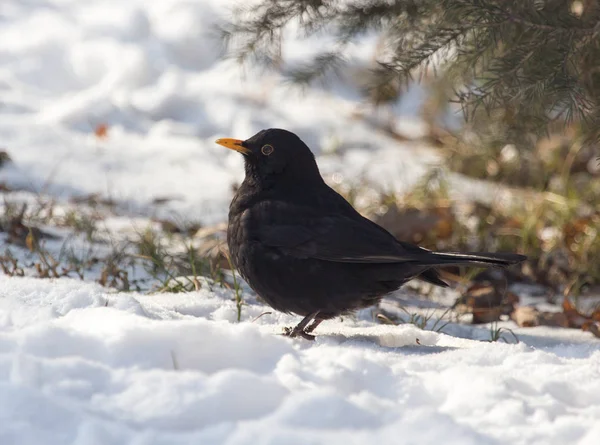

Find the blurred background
[[1, 0, 599, 327]]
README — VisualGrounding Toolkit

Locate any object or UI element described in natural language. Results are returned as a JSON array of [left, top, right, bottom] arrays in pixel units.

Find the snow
[[1, 276, 600, 445], [1, 0, 439, 224], [1, 0, 600, 444]]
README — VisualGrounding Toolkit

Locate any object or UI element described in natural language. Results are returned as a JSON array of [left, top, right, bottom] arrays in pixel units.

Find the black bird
[[217, 129, 525, 340]]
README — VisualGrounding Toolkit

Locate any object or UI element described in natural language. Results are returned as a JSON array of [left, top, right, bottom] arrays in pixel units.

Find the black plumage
[[216, 129, 525, 339]]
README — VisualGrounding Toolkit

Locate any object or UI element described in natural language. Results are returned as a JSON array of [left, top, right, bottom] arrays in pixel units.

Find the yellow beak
[[215, 138, 250, 155]]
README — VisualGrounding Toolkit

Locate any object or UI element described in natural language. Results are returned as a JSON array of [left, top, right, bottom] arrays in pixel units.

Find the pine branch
[[221, 0, 600, 144], [285, 51, 346, 85]]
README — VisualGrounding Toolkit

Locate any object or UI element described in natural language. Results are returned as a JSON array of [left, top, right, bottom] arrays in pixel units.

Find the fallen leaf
[[94, 123, 109, 139], [511, 306, 539, 327], [471, 306, 506, 324], [511, 306, 569, 328], [562, 297, 590, 328], [456, 282, 519, 324], [582, 321, 600, 338], [538, 312, 569, 328]]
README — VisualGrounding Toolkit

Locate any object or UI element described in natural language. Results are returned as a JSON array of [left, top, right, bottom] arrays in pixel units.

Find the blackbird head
[[216, 129, 323, 187]]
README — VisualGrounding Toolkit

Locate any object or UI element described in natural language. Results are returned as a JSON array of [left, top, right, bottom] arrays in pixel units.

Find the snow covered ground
[[2, 276, 600, 445], [1, 1, 600, 444]]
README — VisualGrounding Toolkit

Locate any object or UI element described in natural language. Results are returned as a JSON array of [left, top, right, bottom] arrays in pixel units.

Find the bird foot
[[281, 312, 322, 341], [282, 326, 316, 341]]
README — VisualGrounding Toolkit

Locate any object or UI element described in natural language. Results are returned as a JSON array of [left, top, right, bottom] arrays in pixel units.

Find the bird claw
[[282, 326, 316, 341]]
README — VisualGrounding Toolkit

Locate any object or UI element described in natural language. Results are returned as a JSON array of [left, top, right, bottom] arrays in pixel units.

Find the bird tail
[[419, 251, 526, 268], [416, 251, 525, 288]]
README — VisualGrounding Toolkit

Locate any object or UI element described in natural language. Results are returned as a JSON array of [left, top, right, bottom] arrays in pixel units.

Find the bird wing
[[256, 214, 425, 263]]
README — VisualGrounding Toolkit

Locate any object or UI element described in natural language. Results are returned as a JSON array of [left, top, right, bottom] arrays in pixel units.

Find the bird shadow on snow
[[311, 330, 458, 355], [303, 317, 600, 359]]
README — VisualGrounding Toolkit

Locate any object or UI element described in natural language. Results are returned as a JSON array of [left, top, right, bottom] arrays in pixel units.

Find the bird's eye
[[261, 144, 274, 156]]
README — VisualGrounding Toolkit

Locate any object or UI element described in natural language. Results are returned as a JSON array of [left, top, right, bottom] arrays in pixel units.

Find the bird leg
[[283, 312, 320, 340], [304, 318, 323, 334]]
